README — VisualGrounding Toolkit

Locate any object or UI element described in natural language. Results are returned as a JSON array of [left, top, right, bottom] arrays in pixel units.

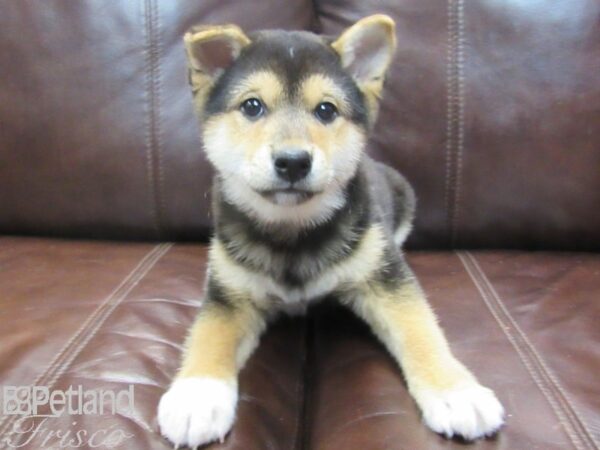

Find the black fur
[[204, 31, 369, 127], [206, 277, 235, 309], [213, 157, 411, 289]]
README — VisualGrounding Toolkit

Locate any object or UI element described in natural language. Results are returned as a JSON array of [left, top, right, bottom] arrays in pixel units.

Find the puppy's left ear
[[332, 15, 396, 118]]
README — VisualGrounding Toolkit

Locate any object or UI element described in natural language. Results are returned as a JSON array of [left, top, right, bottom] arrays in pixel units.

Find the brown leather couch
[[1, 1, 599, 449]]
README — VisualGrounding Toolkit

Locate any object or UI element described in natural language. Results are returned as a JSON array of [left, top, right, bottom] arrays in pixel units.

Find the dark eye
[[240, 98, 264, 119], [314, 102, 338, 124]]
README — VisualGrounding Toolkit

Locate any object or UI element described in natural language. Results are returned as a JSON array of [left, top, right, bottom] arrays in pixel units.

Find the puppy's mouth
[[257, 187, 319, 205]]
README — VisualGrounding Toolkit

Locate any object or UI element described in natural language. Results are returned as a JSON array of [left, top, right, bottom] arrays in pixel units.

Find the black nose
[[273, 150, 312, 183]]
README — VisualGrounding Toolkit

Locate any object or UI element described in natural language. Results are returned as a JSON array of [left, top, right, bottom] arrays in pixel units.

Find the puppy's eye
[[314, 102, 338, 124], [240, 98, 264, 119]]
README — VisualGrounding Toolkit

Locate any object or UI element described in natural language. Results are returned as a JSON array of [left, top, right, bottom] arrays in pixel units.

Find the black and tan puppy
[[158, 15, 504, 448]]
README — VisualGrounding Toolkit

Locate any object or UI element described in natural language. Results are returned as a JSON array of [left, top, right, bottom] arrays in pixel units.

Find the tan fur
[[307, 113, 365, 162], [346, 279, 475, 392], [209, 239, 256, 300], [201, 71, 287, 161], [159, 17, 503, 446], [299, 74, 351, 116], [298, 73, 366, 163], [177, 301, 264, 381], [188, 69, 214, 117], [202, 70, 366, 173], [227, 71, 285, 111], [203, 112, 258, 161], [203, 109, 272, 162]]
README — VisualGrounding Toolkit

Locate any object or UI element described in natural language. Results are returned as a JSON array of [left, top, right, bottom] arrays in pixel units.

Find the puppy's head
[[184, 15, 396, 227]]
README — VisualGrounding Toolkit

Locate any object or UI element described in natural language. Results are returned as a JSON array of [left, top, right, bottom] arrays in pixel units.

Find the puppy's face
[[184, 16, 396, 226]]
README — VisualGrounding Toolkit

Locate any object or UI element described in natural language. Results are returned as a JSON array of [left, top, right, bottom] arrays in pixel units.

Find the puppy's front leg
[[158, 287, 265, 448], [346, 276, 504, 440]]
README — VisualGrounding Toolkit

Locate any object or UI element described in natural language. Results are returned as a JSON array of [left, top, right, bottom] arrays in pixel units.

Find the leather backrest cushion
[[1, 0, 599, 249], [0, 0, 315, 241]]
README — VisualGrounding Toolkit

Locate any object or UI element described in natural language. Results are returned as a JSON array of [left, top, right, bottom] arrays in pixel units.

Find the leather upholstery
[[1, 0, 598, 249], [0, 0, 314, 242], [1, 1, 599, 449], [1, 238, 598, 449]]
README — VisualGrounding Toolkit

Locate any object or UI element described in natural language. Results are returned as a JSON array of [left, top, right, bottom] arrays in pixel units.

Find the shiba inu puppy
[[158, 15, 504, 448]]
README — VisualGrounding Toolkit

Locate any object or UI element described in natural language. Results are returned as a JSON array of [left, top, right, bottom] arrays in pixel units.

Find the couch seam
[[443, 0, 452, 245], [151, 0, 166, 234], [143, 0, 165, 239], [0, 243, 162, 436], [44, 242, 173, 393], [451, 0, 465, 247], [444, 0, 457, 247], [456, 251, 583, 450], [466, 252, 599, 450], [292, 316, 310, 450], [0, 243, 172, 447], [457, 251, 597, 450], [444, 0, 466, 248]]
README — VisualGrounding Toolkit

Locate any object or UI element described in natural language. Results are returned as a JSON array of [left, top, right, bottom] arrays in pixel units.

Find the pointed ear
[[184, 24, 250, 116], [331, 15, 396, 94], [183, 24, 250, 77]]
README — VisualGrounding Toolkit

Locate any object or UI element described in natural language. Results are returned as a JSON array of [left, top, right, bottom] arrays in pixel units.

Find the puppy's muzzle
[[273, 149, 312, 183]]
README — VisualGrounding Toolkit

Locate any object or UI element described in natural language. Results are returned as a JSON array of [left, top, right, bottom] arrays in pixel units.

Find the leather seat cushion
[[0, 237, 598, 449]]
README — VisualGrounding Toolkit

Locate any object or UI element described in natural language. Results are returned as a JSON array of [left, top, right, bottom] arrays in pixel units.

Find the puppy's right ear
[[184, 24, 250, 109], [184, 24, 250, 77]]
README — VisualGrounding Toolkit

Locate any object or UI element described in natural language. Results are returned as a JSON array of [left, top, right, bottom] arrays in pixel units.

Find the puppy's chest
[[213, 225, 387, 313], [233, 244, 340, 303]]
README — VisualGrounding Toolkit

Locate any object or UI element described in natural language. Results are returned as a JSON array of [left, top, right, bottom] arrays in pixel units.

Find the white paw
[[415, 383, 505, 440], [158, 377, 237, 448]]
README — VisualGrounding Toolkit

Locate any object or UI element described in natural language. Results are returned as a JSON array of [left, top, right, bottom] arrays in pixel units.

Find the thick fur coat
[[158, 15, 504, 448]]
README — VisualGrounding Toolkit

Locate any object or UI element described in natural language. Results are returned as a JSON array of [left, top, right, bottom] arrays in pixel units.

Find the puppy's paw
[[158, 377, 237, 448], [414, 383, 505, 440]]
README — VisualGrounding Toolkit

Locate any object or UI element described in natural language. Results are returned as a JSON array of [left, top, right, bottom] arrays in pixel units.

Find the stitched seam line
[[464, 252, 599, 450], [44, 243, 172, 388], [292, 317, 310, 450], [457, 251, 593, 450], [0, 243, 172, 447], [143, 0, 163, 238], [150, 0, 166, 232], [457, 251, 583, 450], [444, 0, 466, 247], [451, 0, 465, 247], [444, 0, 456, 246], [0, 244, 172, 446], [0, 243, 164, 436]]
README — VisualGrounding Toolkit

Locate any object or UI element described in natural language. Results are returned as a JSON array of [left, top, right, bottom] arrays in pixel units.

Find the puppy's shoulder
[[359, 156, 416, 247]]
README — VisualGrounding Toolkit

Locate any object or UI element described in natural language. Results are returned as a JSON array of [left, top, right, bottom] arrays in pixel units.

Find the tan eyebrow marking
[[299, 74, 351, 115], [228, 70, 285, 110]]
